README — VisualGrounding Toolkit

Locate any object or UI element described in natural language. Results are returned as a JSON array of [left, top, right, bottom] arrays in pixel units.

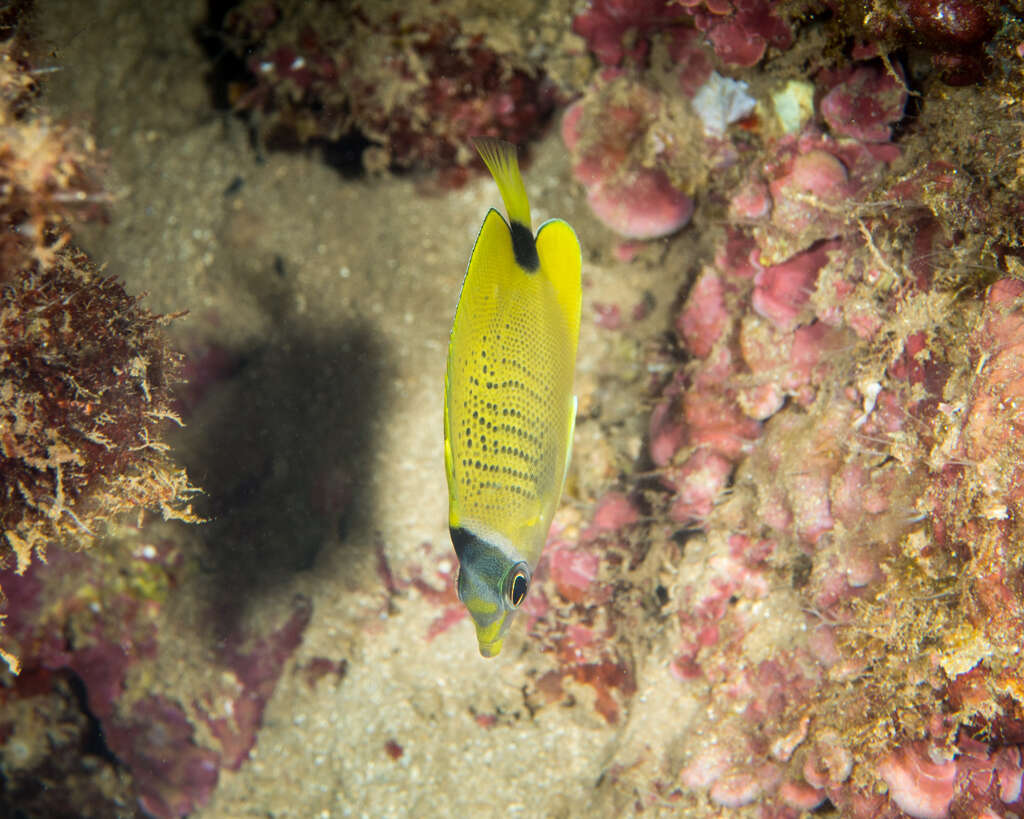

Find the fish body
[[444, 138, 581, 657]]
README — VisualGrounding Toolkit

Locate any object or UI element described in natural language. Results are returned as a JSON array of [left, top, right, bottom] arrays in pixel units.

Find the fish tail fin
[[473, 137, 532, 230]]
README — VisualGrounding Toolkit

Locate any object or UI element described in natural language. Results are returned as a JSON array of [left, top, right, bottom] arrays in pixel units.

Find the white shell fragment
[[692, 72, 757, 137]]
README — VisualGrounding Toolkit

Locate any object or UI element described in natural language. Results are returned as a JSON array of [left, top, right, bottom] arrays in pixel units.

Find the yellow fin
[[443, 435, 459, 527], [444, 332, 456, 525], [536, 218, 582, 362], [444, 207, 515, 529], [473, 137, 531, 229]]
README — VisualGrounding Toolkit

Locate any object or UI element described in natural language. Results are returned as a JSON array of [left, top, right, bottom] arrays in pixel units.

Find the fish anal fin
[[446, 207, 515, 529], [463, 208, 514, 290]]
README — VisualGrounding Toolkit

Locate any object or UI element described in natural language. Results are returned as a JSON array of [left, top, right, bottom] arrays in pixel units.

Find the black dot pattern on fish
[[451, 277, 571, 517]]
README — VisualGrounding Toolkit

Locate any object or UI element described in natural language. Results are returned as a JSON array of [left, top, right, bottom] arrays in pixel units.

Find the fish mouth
[[478, 638, 504, 658]]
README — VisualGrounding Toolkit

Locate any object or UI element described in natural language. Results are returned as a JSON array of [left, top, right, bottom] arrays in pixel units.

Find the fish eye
[[505, 563, 530, 608]]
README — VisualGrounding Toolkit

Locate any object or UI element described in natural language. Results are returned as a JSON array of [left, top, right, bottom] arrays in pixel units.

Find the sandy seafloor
[[27, 1, 710, 816]]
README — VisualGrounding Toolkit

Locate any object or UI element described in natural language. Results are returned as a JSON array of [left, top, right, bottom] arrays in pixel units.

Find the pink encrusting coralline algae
[[632, 81, 1024, 811], [561, 76, 698, 240]]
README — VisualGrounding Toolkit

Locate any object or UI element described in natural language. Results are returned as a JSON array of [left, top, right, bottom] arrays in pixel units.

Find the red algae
[[0, 33, 197, 676], [0, 534, 314, 818], [674, 0, 794, 67], [299, 656, 348, 689], [820, 64, 908, 142], [906, 0, 998, 49], [837, 0, 1000, 85], [220, 1, 565, 170]]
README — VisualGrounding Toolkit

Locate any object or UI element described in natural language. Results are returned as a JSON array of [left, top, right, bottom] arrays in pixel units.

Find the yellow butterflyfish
[[443, 138, 582, 657]]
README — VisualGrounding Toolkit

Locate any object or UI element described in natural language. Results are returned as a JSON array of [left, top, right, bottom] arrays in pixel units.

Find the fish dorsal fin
[[444, 207, 514, 527]]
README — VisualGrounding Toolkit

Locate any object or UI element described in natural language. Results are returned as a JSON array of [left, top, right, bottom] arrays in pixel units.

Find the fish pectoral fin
[[443, 363, 453, 477], [535, 218, 582, 352], [443, 436, 460, 528]]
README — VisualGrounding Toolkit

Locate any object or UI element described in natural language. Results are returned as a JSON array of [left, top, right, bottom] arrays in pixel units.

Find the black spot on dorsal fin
[[510, 221, 539, 272]]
